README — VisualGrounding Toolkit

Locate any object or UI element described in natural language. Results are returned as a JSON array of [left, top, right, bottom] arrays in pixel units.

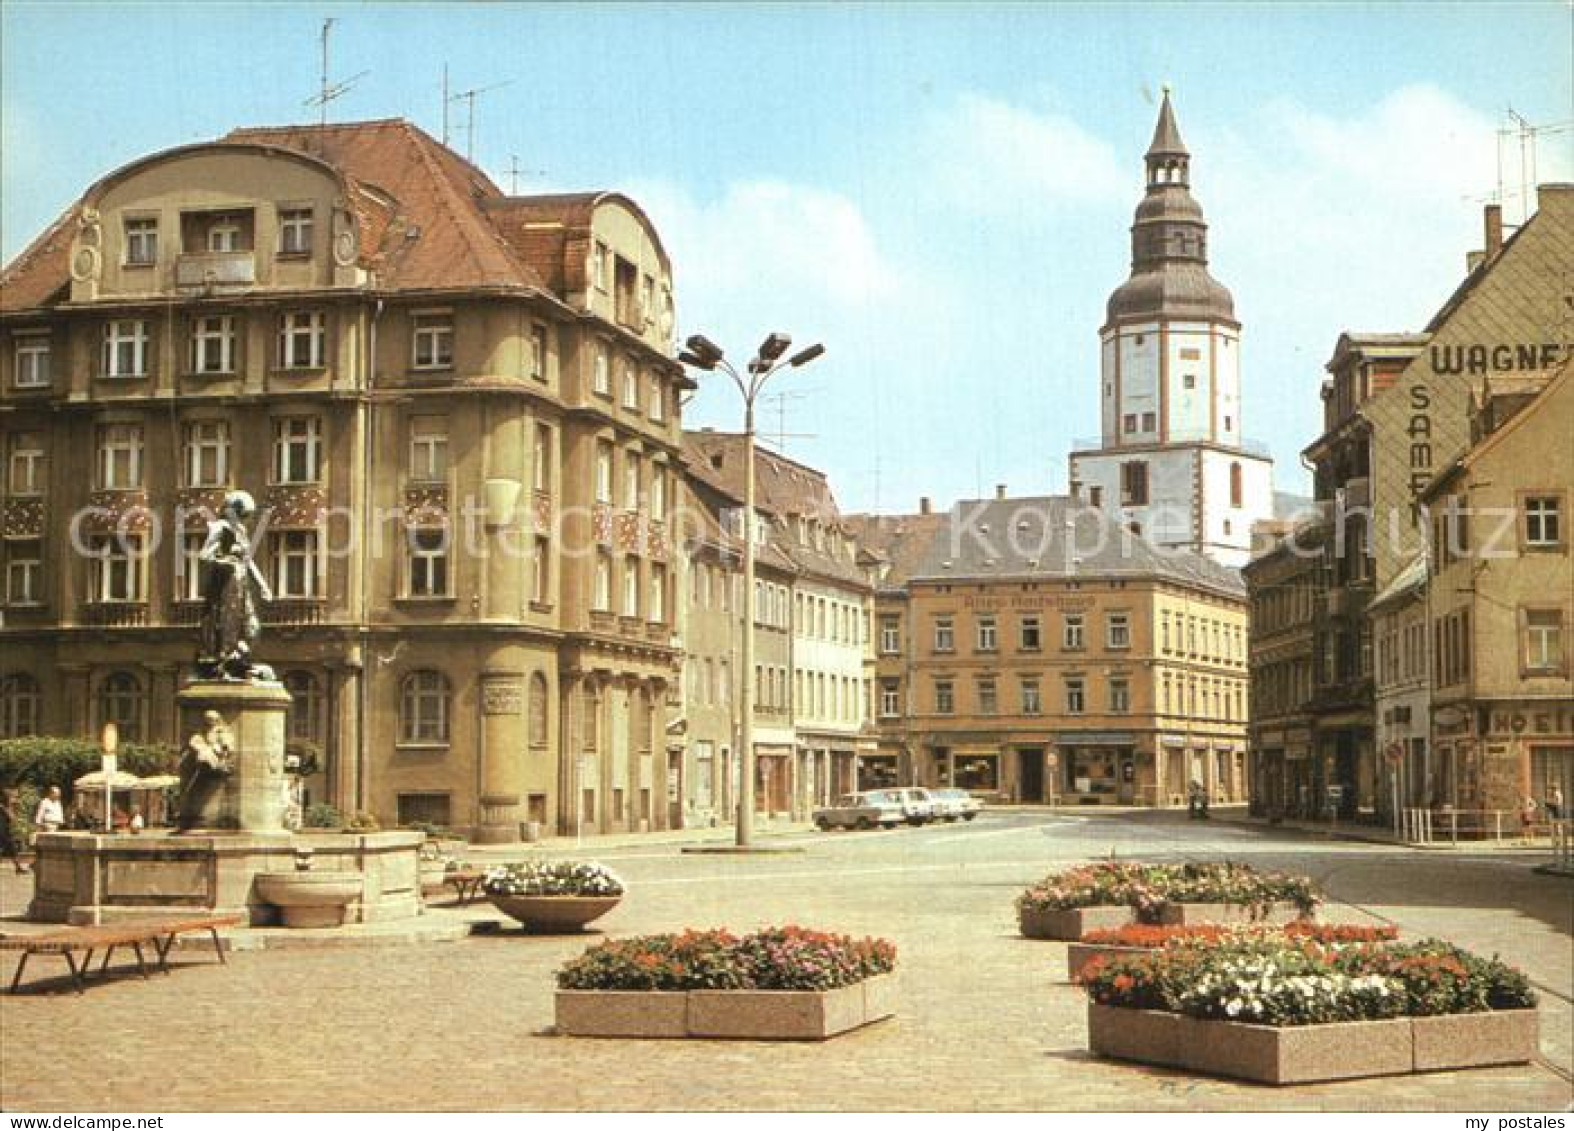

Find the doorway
[[1018, 747, 1045, 803]]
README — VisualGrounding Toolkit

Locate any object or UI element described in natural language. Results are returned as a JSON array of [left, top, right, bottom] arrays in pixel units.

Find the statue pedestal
[[177, 680, 292, 831]]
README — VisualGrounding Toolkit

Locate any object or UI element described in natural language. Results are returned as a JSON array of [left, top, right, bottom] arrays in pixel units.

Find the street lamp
[[679, 331, 825, 847]]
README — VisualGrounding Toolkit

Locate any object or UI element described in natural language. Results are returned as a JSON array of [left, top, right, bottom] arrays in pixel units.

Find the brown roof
[[1, 203, 77, 312], [843, 512, 950, 594]]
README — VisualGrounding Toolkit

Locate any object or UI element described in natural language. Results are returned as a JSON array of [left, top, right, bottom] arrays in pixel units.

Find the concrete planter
[[1412, 1009, 1539, 1072], [489, 894, 622, 933], [1019, 904, 1133, 940], [1153, 901, 1310, 927], [555, 973, 896, 1040], [1066, 942, 1152, 982], [1087, 1003, 1538, 1085], [255, 871, 364, 928]]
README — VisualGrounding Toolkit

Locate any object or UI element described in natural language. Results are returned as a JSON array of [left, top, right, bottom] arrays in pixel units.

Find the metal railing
[[1401, 807, 1561, 846]]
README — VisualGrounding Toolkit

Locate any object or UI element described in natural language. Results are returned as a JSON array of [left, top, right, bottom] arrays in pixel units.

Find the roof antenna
[[303, 18, 368, 129], [446, 78, 514, 162]]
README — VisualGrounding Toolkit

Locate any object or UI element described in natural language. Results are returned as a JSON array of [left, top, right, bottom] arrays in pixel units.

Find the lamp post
[[679, 332, 825, 847]]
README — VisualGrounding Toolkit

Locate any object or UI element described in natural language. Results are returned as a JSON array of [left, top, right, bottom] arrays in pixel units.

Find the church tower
[[1068, 90, 1274, 568]]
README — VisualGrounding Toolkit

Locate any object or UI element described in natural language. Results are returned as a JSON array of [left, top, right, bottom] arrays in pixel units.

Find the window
[[1110, 677, 1131, 714], [124, 217, 158, 265], [530, 324, 548, 381], [880, 681, 900, 718], [1123, 413, 1138, 434], [179, 532, 206, 601], [5, 540, 42, 605], [1, 673, 41, 738], [533, 425, 552, 494], [97, 671, 143, 742], [1230, 462, 1243, 508], [8, 432, 44, 495], [97, 424, 143, 489], [649, 375, 666, 422], [623, 559, 639, 616], [1525, 497, 1563, 548], [283, 670, 323, 744], [594, 551, 612, 611], [13, 333, 50, 388], [622, 361, 639, 408], [593, 343, 611, 395], [1089, 485, 1104, 507], [1107, 612, 1131, 649], [934, 679, 954, 715], [409, 416, 448, 482], [977, 678, 998, 715], [533, 537, 551, 606], [272, 417, 322, 484], [934, 617, 954, 652], [407, 528, 449, 597], [977, 616, 997, 652], [623, 451, 641, 511], [649, 563, 667, 622], [1141, 412, 1156, 432], [207, 218, 242, 253], [278, 208, 313, 256], [400, 670, 451, 745], [1021, 678, 1041, 715], [1063, 614, 1085, 651], [270, 530, 320, 599], [102, 320, 148, 378], [90, 535, 145, 602], [1161, 613, 1171, 653], [529, 673, 549, 747], [278, 311, 325, 369], [183, 421, 230, 487], [1183, 374, 1196, 390], [189, 314, 236, 375], [1065, 677, 1085, 714], [412, 313, 454, 370], [594, 442, 613, 504], [880, 616, 900, 654], [1525, 610, 1564, 673], [592, 240, 610, 291], [1120, 461, 1149, 506]]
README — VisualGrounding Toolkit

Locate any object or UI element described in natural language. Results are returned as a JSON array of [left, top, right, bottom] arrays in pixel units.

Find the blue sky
[[4, 2, 1571, 512]]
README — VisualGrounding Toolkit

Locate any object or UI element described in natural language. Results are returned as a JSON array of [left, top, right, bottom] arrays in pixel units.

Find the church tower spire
[[1066, 89, 1275, 569]]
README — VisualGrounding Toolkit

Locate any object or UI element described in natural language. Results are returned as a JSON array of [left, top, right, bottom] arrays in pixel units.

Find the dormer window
[[182, 210, 254, 254], [124, 218, 158, 266], [278, 208, 314, 256]]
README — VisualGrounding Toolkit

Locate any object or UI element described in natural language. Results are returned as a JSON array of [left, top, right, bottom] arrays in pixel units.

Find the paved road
[[1, 811, 1569, 1112]]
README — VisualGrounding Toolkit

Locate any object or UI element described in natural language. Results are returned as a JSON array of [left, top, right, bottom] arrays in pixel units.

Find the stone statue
[[197, 490, 274, 681], [177, 710, 235, 830]]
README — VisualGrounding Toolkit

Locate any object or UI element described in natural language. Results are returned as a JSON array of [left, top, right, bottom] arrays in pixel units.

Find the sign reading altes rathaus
[[1364, 186, 1574, 590]]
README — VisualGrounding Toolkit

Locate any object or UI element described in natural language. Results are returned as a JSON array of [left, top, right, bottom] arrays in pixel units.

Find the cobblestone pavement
[[1, 810, 1569, 1112]]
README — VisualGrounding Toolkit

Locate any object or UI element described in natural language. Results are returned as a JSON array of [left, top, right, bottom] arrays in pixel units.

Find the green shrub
[[302, 802, 344, 829], [0, 737, 178, 794]]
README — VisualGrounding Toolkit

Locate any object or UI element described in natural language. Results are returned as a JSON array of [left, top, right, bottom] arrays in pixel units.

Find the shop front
[[1055, 732, 1137, 806]]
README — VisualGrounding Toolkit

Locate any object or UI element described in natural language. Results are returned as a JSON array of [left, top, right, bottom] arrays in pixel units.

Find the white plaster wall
[[793, 580, 869, 733], [1072, 447, 1200, 549], [1198, 449, 1273, 567]]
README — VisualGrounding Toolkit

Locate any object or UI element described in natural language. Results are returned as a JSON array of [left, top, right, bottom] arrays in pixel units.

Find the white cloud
[[921, 93, 1126, 213]]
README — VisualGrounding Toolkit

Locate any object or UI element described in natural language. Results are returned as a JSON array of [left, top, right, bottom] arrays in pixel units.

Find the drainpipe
[[353, 297, 384, 814]]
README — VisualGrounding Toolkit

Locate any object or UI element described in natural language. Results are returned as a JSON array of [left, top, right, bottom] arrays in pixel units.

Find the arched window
[[1, 674, 41, 738], [399, 670, 450, 745], [1230, 462, 1243, 508], [283, 670, 323, 744], [97, 671, 143, 743], [528, 673, 549, 748]]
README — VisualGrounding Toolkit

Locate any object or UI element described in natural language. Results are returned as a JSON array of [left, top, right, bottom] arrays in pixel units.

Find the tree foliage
[[0, 737, 179, 794]]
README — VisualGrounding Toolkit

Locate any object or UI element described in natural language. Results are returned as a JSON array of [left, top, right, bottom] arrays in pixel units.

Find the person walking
[[0, 789, 28, 873], [32, 786, 64, 835], [1548, 785, 1565, 821]]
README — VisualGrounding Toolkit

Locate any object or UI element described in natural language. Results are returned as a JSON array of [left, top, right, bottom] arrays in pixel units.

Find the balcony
[[262, 599, 325, 626], [82, 602, 147, 628], [176, 252, 256, 291], [588, 610, 617, 634]]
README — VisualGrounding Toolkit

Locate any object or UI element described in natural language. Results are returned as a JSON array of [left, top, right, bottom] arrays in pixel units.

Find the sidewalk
[[1210, 808, 1565, 854], [453, 817, 816, 858]]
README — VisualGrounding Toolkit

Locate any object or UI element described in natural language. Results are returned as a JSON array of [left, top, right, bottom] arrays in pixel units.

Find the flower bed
[[1067, 921, 1398, 983], [555, 926, 897, 1040], [1017, 861, 1321, 939], [1080, 936, 1537, 1083]]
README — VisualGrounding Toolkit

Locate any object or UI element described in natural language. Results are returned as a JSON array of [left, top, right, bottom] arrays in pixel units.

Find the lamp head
[[788, 343, 826, 368], [683, 334, 724, 369], [755, 333, 792, 365]]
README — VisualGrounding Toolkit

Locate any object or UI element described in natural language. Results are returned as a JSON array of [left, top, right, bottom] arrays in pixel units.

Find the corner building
[[0, 119, 690, 842], [1069, 92, 1273, 568]]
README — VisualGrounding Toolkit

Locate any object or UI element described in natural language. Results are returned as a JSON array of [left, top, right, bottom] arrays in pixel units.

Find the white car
[[928, 788, 984, 822], [891, 787, 937, 825]]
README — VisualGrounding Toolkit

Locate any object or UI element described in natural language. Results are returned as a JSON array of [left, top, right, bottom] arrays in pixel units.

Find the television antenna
[[756, 389, 817, 453], [303, 18, 368, 129], [443, 72, 514, 161], [506, 154, 549, 195]]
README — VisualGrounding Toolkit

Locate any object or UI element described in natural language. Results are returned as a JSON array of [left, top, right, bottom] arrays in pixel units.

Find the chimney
[[918, 496, 932, 515], [1484, 204, 1503, 258], [995, 483, 1007, 501]]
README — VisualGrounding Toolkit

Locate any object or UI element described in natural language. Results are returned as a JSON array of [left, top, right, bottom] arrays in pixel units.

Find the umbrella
[[73, 770, 145, 790], [136, 775, 181, 789]]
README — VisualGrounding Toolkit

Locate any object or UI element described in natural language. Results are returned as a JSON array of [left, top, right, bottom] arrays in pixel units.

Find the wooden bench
[[443, 869, 487, 906], [0, 914, 242, 994]]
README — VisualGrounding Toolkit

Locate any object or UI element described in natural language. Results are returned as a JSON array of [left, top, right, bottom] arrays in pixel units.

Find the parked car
[[813, 791, 908, 831], [891, 787, 938, 825], [928, 788, 984, 822]]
